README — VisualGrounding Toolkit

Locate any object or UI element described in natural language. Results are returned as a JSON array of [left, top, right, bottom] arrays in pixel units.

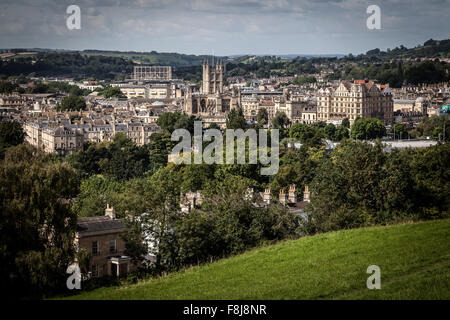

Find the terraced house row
[[24, 121, 160, 155]]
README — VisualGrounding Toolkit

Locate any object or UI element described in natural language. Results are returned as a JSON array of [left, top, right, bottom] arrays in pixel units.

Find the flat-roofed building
[[133, 66, 172, 81], [120, 84, 171, 100]]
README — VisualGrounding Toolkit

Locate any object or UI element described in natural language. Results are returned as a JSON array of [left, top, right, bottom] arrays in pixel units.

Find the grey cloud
[[0, 0, 449, 55]]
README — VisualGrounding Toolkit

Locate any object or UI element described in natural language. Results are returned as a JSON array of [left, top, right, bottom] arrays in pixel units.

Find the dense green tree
[[157, 112, 181, 133], [257, 108, 268, 126], [408, 143, 450, 218], [391, 123, 406, 139], [66, 141, 111, 178], [67, 133, 155, 181], [148, 131, 175, 171], [0, 120, 25, 148], [180, 164, 216, 193], [293, 75, 316, 85], [120, 166, 183, 269], [102, 86, 126, 99], [272, 111, 290, 129], [335, 125, 350, 141], [175, 195, 298, 266], [350, 117, 386, 140], [304, 141, 392, 233], [208, 122, 221, 130], [0, 52, 135, 80], [0, 81, 18, 93], [174, 114, 199, 135], [410, 115, 450, 140], [226, 108, 247, 130], [156, 111, 199, 135], [303, 140, 450, 234], [0, 144, 79, 298], [324, 123, 336, 140], [99, 133, 151, 181], [289, 123, 324, 147], [271, 146, 325, 197], [58, 95, 86, 111], [72, 174, 125, 217], [341, 118, 350, 128]]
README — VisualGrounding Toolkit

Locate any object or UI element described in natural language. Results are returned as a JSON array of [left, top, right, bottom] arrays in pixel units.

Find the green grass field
[[63, 219, 450, 300]]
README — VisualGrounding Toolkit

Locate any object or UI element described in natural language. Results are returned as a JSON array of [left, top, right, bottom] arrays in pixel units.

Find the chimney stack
[[288, 184, 297, 204], [105, 203, 116, 219], [279, 189, 287, 205], [245, 188, 254, 201], [303, 185, 311, 203], [263, 188, 272, 204]]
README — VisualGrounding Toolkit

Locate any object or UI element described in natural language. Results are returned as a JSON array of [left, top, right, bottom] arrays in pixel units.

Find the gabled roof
[[342, 82, 352, 91]]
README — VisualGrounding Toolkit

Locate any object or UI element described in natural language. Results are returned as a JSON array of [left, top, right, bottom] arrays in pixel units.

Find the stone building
[[41, 125, 84, 156], [133, 65, 172, 81], [393, 97, 427, 114], [24, 121, 44, 149], [75, 205, 134, 278], [202, 59, 223, 95], [301, 106, 317, 124], [184, 59, 240, 117], [119, 83, 172, 100], [317, 80, 394, 125]]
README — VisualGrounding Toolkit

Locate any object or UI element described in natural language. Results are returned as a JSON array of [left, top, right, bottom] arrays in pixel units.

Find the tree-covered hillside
[[0, 52, 134, 80], [343, 39, 450, 62]]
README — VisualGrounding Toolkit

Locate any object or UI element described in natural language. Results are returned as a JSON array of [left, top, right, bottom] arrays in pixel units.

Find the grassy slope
[[64, 219, 450, 300]]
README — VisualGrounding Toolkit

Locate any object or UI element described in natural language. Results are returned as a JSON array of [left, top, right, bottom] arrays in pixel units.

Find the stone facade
[[133, 66, 172, 81], [75, 205, 134, 278], [184, 59, 240, 117], [41, 125, 84, 155], [317, 81, 394, 125]]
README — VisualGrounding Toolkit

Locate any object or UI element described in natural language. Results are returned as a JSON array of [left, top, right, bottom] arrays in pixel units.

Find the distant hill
[[1, 39, 448, 81], [81, 50, 227, 68], [61, 219, 450, 300], [344, 39, 450, 61], [0, 48, 228, 68]]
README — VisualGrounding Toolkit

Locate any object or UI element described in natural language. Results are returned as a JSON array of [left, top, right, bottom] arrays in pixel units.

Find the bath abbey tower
[[184, 58, 240, 117]]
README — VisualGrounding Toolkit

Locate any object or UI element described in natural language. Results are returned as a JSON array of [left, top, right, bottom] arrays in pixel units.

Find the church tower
[[202, 59, 211, 94], [201, 58, 223, 94]]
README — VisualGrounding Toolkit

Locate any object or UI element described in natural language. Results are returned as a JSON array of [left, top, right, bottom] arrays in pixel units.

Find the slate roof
[[77, 216, 125, 233]]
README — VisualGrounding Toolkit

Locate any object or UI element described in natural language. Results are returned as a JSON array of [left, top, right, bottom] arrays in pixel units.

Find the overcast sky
[[0, 0, 449, 56]]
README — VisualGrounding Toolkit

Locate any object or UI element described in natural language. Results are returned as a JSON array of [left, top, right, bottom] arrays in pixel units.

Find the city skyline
[[0, 0, 449, 56]]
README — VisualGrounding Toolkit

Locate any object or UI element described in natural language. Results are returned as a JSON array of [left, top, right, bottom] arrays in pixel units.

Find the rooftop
[[77, 216, 125, 234]]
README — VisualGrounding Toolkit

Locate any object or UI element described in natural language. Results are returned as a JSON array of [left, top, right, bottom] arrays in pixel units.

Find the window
[[92, 241, 99, 255], [92, 264, 99, 277], [109, 239, 117, 254]]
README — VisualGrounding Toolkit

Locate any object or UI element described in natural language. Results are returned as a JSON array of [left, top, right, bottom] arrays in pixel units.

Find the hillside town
[[1, 1, 450, 303], [1, 61, 449, 156]]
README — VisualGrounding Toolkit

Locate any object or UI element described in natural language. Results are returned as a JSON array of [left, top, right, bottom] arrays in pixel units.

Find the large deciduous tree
[[57, 95, 86, 111], [0, 121, 25, 158], [350, 117, 386, 140], [0, 144, 79, 299], [226, 107, 247, 130]]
